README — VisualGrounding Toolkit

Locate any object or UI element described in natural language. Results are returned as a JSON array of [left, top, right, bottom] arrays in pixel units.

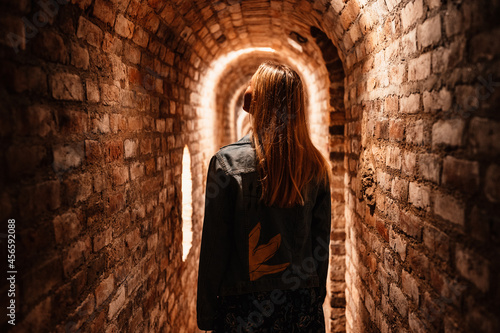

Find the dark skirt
[[213, 287, 326, 333]]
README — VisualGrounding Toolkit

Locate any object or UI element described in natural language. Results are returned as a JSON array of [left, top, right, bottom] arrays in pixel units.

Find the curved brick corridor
[[0, 0, 499, 332]]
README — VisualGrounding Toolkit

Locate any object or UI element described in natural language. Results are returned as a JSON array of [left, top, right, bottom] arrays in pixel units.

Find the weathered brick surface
[[0, 1, 498, 333], [343, 1, 499, 332]]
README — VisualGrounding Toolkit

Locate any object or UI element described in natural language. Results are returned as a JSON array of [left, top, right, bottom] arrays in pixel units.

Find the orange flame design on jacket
[[249, 222, 290, 281]]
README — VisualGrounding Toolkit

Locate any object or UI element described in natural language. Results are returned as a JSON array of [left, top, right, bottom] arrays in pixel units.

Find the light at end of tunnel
[[198, 47, 277, 154]]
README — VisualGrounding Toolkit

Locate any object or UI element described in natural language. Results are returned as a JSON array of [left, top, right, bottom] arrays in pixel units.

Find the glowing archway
[[195, 47, 330, 159]]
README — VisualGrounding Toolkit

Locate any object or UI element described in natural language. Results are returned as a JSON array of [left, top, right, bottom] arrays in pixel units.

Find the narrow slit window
[[181, 145, 193, 261]]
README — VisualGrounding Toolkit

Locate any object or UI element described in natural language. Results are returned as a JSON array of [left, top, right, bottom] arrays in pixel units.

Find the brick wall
[[0, 0, 498, 332], [338, 0, 500, 332], [0, 0, 203, 331]]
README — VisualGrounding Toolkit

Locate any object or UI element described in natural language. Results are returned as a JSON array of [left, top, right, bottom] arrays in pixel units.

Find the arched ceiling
[[141, 0, 357, 155]]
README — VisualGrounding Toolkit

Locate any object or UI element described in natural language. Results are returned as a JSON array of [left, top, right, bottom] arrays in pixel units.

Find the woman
[[197, 61, 332, 332]]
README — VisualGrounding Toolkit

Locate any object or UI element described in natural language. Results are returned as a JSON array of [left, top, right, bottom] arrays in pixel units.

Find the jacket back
[[197, 133, 332, 330]]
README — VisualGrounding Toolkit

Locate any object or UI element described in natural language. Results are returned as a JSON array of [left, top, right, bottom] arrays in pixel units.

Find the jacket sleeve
[[311, 178, 332, 303], [197, 154, 235, 330]]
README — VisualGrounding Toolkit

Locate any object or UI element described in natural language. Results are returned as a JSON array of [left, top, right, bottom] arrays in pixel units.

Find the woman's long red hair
[[248, 61, 332, 208]]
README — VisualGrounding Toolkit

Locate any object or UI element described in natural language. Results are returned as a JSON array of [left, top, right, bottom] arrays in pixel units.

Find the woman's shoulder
[[215, 134, 256, 175]]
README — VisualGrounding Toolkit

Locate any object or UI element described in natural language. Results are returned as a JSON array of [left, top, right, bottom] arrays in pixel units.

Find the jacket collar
[[240, 133, 252, 143]]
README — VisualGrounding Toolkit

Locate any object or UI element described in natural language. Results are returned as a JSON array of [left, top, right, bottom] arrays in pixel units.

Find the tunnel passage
[[0, 0, 499, 333]]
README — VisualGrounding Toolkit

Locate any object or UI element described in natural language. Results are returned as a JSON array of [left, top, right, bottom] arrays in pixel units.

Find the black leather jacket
[[197, 133, 332, 330]]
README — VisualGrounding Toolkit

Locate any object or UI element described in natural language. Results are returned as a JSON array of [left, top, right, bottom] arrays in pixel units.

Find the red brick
[[95, 274, 115, 307], [58, 109, 89, 135], [145, 158, 156, 175], [112, 166, 129, 186], [442, 156, 479, 192], [63, 236, 91, 277], [407, 246, 429, 280], [417, 15, 441, 49], [406, 119, 424, 145], [402, 269, 419, 303], [53, 143, 84, 172], [402, 151, 416, 176], [53, 210, 82, 244], [34, 30, 69, 64], [423, 88, 452, 112], [400, 93, 420, 113], [417, 153, 440, 183], [107, 192, 125, 215], [93, 227, 113, 252], [104, 140, 124, 162], [124, 139, 138, 158], [102, 31, 123, 53], [376, 217, 389, 242], [154, 119, 166, 136], [377, 169, 391, 191], [432, 38, 465, 73], [389, 228, 407, 261], [455, 244, 489, 292], [50, 73, 84, 101], [133, 26, 149, 48], [92, 113, 111, 133], [374, 120, 389, 139], [130, 162, 144, 180], [76, 293, 95, 318], [125, 228, 141, 250], [70, 43, 90, 70], [93, 172, 107, 193], [100, 83, 120, 106], [110, 113, 127, 133], [108, 285, 126, 319], [423, 224, 449, 261], [402, 28, 417, 56], [391, 176, 408, 202], [85, 140, 103, 164], [409, 182, 430, 210], [388, 119, 404, 141], [128, 66, 142, 86], [432, 119, 465, 148], [389, 283, 408, 317], [140, 138, 152, 156], [340, 0, 360, 30], [93, 0, 116, 26], [433, 191, 464, 226], [401, 0, 423, 31], [468, 118, 500, 154], [386, 146, 402, 170], [147, 232, 158, 251], [409, 312, 430, 333], [86, 79, 100, 103], [110, 0, 130, 11], [484, 164, 500, 202], [408, 52, 431, 81], [115, 14, 134, 38], [128, 116, 143, 131], [76, 16, 103, 48], [124, 41, 141, 64]]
